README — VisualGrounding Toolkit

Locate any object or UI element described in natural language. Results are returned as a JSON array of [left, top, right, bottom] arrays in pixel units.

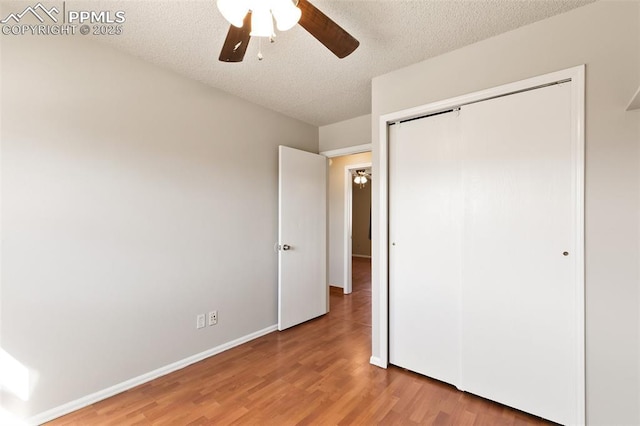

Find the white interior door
[[389, 111, 462, 386], [388, 82, 580, 425], [278, 146, 327, 331], [459, 83, 576, 424]]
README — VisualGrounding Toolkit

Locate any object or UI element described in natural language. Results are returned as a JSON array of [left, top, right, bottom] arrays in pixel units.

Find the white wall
[[328, 152, 371, 287], [371, 2, 640, 424], [0, 36, 318, 421], [319, 114, 371, 152]]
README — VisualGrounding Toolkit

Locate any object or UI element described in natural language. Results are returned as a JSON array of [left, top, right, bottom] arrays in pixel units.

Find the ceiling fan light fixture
[[272, 0, 302, 32], [216, 0, 248, 28], [353, 169, 370, 186], [250, 6, 275, 37], [218, 0, 360, 63], [354, 175, 368, 185]]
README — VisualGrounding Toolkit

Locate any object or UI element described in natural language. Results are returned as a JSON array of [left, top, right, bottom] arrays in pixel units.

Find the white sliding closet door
[[389, 82, 579, 425], [460, 83, 575, 424], [389, 111, 462, 386]]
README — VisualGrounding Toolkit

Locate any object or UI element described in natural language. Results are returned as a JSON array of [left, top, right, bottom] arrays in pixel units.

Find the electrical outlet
[[196, 314, 206, 329], [208, 310, 218, 326]]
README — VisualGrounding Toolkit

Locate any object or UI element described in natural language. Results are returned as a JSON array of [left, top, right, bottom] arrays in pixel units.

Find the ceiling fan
[[217, 0, 360, 63], [352, 169, 371, 187]]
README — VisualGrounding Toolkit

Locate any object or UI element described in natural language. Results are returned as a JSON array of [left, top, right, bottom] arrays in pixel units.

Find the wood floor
[[48, 257, 552, 425]]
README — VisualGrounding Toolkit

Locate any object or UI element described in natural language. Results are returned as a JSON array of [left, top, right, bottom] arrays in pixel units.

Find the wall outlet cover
[[196, 314, 206, 329], [208, 311, 218, 326]]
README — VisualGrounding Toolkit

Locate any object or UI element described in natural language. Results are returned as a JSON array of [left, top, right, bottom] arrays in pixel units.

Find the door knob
[[281, 244, 291, 251]]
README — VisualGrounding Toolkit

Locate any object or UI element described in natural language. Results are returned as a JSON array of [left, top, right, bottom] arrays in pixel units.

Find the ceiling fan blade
[[297, 0, 359, 59], [219, 12, 251, 63]]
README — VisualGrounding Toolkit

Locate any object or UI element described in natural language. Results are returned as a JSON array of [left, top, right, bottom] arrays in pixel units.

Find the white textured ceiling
[[87, 0, 593, 125]]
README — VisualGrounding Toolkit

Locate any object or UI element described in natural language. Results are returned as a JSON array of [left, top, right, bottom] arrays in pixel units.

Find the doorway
[[324, 151, 372, 295], [344, 162, 372, 294]]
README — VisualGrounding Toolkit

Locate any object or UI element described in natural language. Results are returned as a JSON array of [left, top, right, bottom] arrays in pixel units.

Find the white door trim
[[321, 144, 372, 158], [374, 65, 585, 423], [343, 162, 372, 294]]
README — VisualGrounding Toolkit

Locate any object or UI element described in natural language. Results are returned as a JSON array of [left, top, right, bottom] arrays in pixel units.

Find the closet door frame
[[374, 65, 585, 424]]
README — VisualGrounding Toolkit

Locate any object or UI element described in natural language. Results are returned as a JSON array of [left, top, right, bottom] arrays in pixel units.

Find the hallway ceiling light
[[354, 175, 367, 185], [353, 169, 371, 188]]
